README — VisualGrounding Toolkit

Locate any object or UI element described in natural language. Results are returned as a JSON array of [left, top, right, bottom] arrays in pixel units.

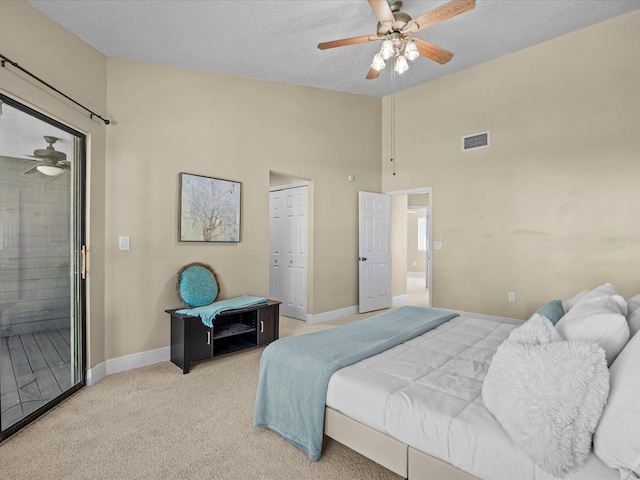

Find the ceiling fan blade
[[367, 0, 395, 34], [414, 38, 454, 64], [404, 0, 476, 33], [318, 35, 377, 50], [366, 67, 381, 80]]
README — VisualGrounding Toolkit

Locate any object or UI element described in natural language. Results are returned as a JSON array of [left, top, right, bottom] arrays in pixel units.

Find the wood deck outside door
[[0, 328, 72, 430]]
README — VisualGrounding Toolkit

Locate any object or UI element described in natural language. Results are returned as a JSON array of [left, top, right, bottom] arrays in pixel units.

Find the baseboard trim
[[392, 294, 408, 304], [106, 346, 171, 376], [306, 295, 412, 324], [86, 346, 170, 386], [407, 272, 426, 278], [86, 361, 106, 386], [306, 305, 359, 324]]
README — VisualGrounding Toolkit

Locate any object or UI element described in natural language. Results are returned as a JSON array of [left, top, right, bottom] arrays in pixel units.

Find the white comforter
[[326, 315, 618, 480]]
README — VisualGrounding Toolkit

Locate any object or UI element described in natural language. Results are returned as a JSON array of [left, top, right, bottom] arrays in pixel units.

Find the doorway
[[0, 94, 86, 441], [407, 194, 429, 306], [389, 188, 432, 308]]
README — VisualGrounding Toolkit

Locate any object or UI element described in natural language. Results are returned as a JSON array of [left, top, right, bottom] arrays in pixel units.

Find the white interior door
[[269, 191, 284, 307], [358, 191, 391, 313], [269, 185, 307, 320]]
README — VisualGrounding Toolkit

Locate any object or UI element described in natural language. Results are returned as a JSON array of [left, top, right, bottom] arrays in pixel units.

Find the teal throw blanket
[[253, 305, 459, 461], [176, 295, 268, 327]]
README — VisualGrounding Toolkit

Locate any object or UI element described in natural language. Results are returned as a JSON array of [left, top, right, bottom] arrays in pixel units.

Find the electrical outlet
[[508, 292, 516, 302]]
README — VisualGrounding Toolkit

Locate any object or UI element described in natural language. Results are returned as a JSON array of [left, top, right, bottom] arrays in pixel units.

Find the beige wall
[[6, 1, 640, 365], [0, 1, 108, 368], [382, 11, 640, 319], [104, 59, 381, 358], [391, 195, 408, 298]]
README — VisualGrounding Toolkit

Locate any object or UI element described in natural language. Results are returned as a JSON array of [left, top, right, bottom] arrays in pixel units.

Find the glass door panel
[[0, 94, 85, 440]]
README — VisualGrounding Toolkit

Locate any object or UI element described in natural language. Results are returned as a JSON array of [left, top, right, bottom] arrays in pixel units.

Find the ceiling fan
[[22, 136, 70, 177], [317, 0, 476, 79]]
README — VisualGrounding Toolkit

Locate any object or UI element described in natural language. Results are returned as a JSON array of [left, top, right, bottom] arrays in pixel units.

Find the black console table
[[166, 300, 280, 374]]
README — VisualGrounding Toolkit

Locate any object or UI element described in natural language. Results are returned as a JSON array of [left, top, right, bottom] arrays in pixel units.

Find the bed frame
[[324, 407, 477, 480]]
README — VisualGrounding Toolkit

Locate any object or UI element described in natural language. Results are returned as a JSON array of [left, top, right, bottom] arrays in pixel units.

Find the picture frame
[[179, 172, 241, 242]]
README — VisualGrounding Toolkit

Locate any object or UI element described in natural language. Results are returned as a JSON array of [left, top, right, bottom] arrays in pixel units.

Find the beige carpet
[[0, 314, 406, 480]]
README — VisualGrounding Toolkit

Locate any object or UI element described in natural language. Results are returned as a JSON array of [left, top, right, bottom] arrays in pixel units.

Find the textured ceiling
[[24, 0, 640, 98]]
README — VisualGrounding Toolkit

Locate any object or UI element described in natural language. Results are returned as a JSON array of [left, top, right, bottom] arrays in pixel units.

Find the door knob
[[359, 257, 367, 261]]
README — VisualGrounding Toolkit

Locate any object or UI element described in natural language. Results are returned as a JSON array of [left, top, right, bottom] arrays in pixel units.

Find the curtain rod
[[0, 53, 110, 125]]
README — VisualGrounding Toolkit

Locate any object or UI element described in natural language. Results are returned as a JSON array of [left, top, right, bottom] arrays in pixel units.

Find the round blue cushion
[[179, 265, 218, 307]]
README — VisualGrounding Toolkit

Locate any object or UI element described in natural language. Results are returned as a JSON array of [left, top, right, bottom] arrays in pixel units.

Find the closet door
[[269, 185, 307, 320], [269, 190, 285, 312]]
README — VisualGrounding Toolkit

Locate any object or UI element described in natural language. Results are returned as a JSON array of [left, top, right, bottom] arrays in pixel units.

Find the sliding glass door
[[0, 94, 85, 441]]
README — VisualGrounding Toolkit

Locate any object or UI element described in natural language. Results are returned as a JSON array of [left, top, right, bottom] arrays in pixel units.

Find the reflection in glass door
[[0, 94, 85, 441]]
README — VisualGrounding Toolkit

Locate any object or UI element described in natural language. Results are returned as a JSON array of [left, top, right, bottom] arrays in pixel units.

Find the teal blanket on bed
[[253, 305, 459, 461], [176, 295, 268, 327]]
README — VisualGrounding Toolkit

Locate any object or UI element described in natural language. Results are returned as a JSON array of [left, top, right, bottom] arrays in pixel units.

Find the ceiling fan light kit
[[21, 135, 71, 176], [371, 34, 416, 74], [36, 164, 65, 176], [318, 0, 476, 80]]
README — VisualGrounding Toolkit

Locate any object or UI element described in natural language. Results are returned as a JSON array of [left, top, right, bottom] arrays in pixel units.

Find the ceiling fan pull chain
[[391, 69, 396, 176]]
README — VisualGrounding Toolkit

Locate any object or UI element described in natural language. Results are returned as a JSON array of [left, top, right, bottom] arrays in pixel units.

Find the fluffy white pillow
[[483, 315, 609, 477], [627, 294, 640, 338], [555, 295, 630, 365], [593, 331, 640, 477]]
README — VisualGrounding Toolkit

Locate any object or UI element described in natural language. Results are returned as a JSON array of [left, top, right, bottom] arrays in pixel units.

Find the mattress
[[326, 314, 618, 480]]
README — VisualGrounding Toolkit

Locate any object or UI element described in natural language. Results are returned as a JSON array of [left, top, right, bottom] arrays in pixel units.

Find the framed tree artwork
[[179, 172, 240, 242]]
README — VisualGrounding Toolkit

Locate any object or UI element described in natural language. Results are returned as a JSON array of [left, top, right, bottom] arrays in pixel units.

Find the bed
[[254, 283, 640, 480]]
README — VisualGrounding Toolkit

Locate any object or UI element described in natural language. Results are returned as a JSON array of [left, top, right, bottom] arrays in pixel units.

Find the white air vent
[[462, 131, 490, 151]]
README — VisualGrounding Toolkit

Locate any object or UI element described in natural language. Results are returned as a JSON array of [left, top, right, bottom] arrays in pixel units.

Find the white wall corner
[[86, 361, 107, 386]]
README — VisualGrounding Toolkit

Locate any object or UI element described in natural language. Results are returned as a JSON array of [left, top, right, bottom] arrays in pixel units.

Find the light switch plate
[[434, 241, 442, 250], [119, 236, 130, 251]]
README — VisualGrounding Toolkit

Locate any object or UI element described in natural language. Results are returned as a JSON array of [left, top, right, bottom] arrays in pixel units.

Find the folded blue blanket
[[253, 305, 459, 461], [176, 295, 268, 327]]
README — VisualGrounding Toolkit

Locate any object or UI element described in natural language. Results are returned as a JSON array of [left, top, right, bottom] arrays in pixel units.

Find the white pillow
[[627, 294, 640, 337], [575, 283, 628, 316], [562, 290, 587, 313], [627, 294, 640, 314], [563, 284, 628, 314], [593, 331, 640, 477], [555, 295, 630, 365]]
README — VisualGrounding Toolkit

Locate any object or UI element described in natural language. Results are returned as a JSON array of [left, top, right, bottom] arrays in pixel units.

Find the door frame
[[386, 187, 432, 307], [268, 182, 309, 321], [0, 93, 87, 442]]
